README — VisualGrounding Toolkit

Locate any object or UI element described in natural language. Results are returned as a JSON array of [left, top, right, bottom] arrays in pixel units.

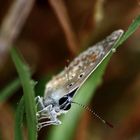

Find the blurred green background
[[0, 0, 140, 140]]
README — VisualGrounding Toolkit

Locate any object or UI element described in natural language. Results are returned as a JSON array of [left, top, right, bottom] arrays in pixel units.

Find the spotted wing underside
[[44, 30, 124, 99]]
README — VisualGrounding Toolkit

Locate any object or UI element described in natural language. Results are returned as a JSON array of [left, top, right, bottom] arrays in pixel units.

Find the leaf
[[11, 48, 37, 140]]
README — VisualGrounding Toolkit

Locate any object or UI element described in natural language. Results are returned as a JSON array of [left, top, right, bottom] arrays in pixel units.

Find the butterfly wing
[[44, 29, 124, 100]]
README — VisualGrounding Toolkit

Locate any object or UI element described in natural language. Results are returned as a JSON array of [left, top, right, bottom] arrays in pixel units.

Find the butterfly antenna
[[71, 101, 113, 128]]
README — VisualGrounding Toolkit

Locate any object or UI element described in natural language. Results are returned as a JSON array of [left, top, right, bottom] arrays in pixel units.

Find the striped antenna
[[71, 101, 113, 128]]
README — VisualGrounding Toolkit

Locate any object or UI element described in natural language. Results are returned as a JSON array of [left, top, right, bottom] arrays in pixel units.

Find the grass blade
[[47, 15, 140, 140], [11, 48, 37, 140], [47, 57, 108, 140], [115, 15, 140, 47], [14, 97, 24, 140]]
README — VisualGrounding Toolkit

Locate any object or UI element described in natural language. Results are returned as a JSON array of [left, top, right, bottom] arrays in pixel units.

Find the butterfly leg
[[37, 105, 61, 130], [35, 96, 45, 109], [38, 119, 61, 131]]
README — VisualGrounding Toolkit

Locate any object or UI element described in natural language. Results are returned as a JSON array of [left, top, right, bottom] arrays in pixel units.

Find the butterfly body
[[36, 29, 124, 130]]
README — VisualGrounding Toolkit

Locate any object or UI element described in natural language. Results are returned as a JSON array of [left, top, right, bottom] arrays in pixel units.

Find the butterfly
[[35, 29, 124, 130]]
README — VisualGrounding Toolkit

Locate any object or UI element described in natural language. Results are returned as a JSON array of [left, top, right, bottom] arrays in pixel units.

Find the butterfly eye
[[59, 96, 71, 110], [63, 104, 71, 110], [78, 73, 84, 78], [59, 96, 68, 106]]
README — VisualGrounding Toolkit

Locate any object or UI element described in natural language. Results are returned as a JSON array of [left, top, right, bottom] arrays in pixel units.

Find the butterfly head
[[58, 87, 78, 111]]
